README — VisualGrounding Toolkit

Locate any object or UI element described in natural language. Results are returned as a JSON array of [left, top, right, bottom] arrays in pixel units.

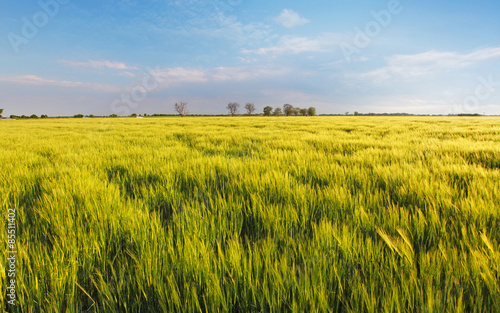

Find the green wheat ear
[[0, 116, 498, 312]]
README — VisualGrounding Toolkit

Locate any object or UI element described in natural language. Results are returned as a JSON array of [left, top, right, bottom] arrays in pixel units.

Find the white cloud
[[274, 9, 309, 28], [211, 66, 291, 81], [0, 75, 121, 92], [260, 89, 317, 102], [157, 3, 273, 48], [160, 67, 208, 83], [175, 14, 274, 47], [361, 47, 500, 81], [0, 65, 290, 96], [361, 96, 456, 115], [60, 60, 138, 70], [242, 36, 323, 55], [212, 14, 273, 45], [118, 71, 137, 78], [242, 33, 343, 56], [148, 65, 291, 89]]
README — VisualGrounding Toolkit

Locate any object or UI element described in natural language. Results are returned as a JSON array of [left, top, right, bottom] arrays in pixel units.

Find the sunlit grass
[[1, 116, 499, 312]]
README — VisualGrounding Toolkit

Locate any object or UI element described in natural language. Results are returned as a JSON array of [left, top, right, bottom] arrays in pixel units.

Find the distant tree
[[354, 111, 359, 116], [308, 107, 316, 116], [74, 114, 84, 118], [263, 106, 273, 116], [21, 115, 27, 119], [109, 114, 118, 118], [0, 108, 3, 118], [283, 104, 294, 116], [131, 113, 138, 117], [174, 101, 188, 117], [41, 114, 48, 118], [30, 114, 39, 119], [345, 112, 350, 116], [89, 115, 95, 118], [244, 103, 256, 115], [294, 107, 301, 116], [10, 115, 19, 119], [227, 102, 240, 116], [273, 108, 282, 116], [300, 108, 308, 116]]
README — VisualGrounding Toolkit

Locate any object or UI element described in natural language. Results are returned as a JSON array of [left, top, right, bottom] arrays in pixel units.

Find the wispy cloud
[[211, 66, 291, 81], [172, 13, 274, 47], [274, 9, 310, 28], [361, 47, 500, 80], [242, 33, 343, 56], [0, 75, 121, 92], [60, 60, 138, 70], [118, 71, 137, 78], [148, 65, 291, 89], [1, 65, 291, 95], [159, 67, 209, 83]]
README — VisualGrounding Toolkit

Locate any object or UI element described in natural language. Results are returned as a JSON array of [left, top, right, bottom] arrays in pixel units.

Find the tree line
[[175, 102, 317, 117], [7, 114, 49, 119], [263, 104, 316, 117], [1, 103, 317, 119]]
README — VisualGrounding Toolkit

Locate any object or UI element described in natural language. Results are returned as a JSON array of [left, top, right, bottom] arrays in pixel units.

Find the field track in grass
[[1, 116, 499, 312]]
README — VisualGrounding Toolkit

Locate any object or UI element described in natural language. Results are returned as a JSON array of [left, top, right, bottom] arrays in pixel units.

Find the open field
[[1, 117, 499, 312]]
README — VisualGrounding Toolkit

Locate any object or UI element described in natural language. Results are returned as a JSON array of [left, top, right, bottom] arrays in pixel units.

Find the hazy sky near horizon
[[1, 0, 500, 116]]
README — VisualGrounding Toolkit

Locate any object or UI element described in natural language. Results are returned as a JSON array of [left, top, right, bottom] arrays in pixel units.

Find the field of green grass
[[1, 117, 499, 312]]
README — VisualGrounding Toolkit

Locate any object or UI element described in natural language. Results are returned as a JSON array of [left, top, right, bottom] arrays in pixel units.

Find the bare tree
[[174, 101, 188, 117], [244, 103, 256, 115], [283, 104, 294, 116], [227, 102, 240, 116]]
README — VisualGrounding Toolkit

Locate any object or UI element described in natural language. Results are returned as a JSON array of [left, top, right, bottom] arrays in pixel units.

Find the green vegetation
[[261, 105, 316, 117], [309, 107, 317, 116], [263, 106, 273, 116], [1, 117, 499, 312]]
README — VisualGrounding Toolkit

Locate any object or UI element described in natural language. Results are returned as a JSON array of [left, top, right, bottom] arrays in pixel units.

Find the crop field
[[0, 116, 499, 312]]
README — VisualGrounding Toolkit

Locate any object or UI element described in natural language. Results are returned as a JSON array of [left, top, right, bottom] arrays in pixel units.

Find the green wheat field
[[1, 117, 499, 312]]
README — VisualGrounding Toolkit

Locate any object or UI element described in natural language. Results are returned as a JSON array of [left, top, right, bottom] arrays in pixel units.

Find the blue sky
[[1, 0, 500, 116]]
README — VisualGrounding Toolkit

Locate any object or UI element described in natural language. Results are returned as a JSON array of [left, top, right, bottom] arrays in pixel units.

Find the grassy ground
[[1, 117, 499, 312]]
